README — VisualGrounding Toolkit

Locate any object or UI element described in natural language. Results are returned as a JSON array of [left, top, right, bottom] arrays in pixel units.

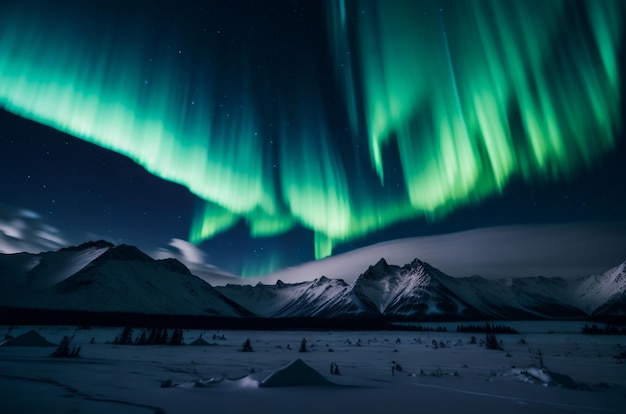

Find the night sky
[[1, 0, 625, 278]]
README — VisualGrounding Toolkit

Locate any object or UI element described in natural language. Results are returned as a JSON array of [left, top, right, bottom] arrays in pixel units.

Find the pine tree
[[299, 338, 308, 353], [51, 336, 71, 357], [147, 327, 160, 345], [241, 338, 253, 352], [169, 328, 184, 346], [137, 330, 147, 345], [51, 336, 80, 358], [485, 332, 502, 350], [119, 326, 133, 345]]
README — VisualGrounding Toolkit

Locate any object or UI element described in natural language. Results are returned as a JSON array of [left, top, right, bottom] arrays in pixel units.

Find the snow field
[[1, 324, 625, 413]]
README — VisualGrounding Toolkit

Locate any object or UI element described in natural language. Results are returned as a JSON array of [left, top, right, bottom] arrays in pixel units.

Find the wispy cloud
[[0, 203, 69, 253], [153, 238, 239, 285], [262, 222, 626, 284]]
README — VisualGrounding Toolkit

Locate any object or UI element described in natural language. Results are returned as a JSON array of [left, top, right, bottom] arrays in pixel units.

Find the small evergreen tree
[[169, 328, 184, 346], [485, 332, 502, 350], [241, 338, 254, 352], [119, 326, 134, 345], [147, 327, 158, 344], [299, 338, 308, 353], [52, 336, 71, 357], [51, 336, 80, 358], [136, 330, 147, 345]]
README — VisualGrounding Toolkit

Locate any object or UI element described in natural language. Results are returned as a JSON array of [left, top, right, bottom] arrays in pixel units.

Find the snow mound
[[260, 359, 333, 388], [189, 337, 215, 346], [511, 367, 581, 389], [0, 330, 56, 347]]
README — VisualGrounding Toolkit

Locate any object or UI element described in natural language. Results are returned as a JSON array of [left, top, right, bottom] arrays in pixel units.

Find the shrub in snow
[[51, 336, 80, 358], [299, 338, 308, 353], [582, 324, 626, 335], [4, 325, 14, 340], [169, 328, 184, 346], [118, 326, 134, 345], [457, 323, 518, 334], [485, 332, 502, 350], [241, 338, 254, 352], [146, 327, 170, 345], [136, 330, 147, 345]]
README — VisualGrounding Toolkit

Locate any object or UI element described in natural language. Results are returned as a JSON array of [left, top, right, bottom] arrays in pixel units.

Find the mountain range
[[0, 241, 624, 320]]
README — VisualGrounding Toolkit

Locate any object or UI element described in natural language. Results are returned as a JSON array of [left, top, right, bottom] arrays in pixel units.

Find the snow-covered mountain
[[0, 242, 251, 317], [347, 258, 476, 317], [0, 240, 113, 303], [216, 280, 314, 317], [218, 258, 626, 319], [217, 276, 350, 318], [1, 241, 624, 319], [567, 261, 626, 316]]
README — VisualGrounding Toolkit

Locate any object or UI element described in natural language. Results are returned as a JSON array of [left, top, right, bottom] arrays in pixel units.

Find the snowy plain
[[1, 322, 625, 414]]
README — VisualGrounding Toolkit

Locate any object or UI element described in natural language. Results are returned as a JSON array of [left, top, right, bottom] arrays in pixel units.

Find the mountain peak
[[314, 275, 331, 285], [157, 258, 192, 276], [371, 258, 388, 269], [360, 258, 396, 281], [403, 258, 425, 270], [58, 240, 114, 253], [93, 244, 153, 263]]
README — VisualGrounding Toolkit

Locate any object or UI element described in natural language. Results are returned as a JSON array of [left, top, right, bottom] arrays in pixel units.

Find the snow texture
[[1, 324, 625, 414]]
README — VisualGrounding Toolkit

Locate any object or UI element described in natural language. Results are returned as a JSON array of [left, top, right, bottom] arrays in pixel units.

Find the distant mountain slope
[[1, 242, 623, 319], [0, 240, 113, 302], [216, 280, 313, 317], [0, 243, 251, 317], [349, 258, 477, 317], [219, 258, 626, 319], [569, 261, 626, 316]]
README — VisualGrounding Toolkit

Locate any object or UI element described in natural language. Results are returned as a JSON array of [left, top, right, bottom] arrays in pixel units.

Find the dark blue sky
[[0, 1, 625, 277]]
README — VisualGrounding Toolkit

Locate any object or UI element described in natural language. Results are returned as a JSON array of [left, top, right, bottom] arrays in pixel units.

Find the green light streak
[[0, 1, 623, 265], [328, 0, 622, 218]]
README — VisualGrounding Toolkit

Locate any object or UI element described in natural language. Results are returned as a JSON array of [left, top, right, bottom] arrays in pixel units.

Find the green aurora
[[0, 1, 623, 266]]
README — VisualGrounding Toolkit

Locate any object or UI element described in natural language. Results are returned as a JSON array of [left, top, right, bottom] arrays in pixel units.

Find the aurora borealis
[[0, 1, 625, 277]]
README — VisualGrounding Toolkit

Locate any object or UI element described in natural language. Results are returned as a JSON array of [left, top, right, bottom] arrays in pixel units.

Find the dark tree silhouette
[[485, 332, 502, 350], [299, 338, 308, 352], [169, 328, 184, 345], [51, 335, 80, 358], [241, 338, 254, 352], [118, 326, 134, 345], [136, 330, 147, 345]]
